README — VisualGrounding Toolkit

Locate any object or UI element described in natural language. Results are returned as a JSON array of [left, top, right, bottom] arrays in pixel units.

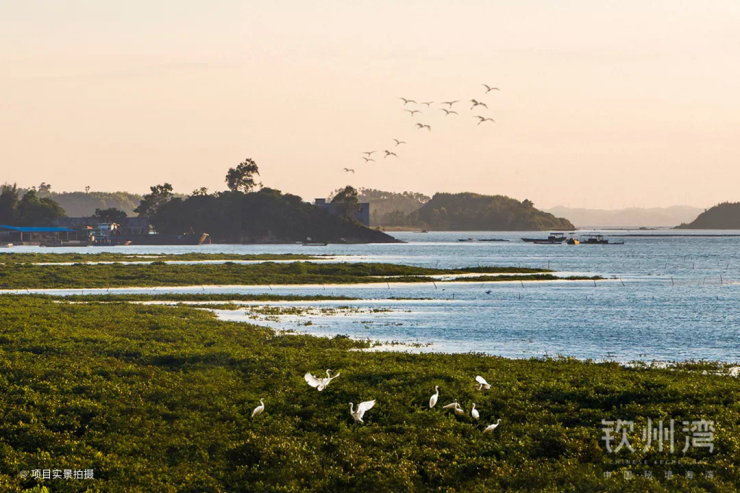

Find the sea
[[3, 230, 739, 363]]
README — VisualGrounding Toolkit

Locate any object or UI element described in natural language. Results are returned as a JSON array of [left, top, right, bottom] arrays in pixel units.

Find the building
[[54, 217, 150, 235], [314, 198, 370, 226], [0, 225, 77, 245]]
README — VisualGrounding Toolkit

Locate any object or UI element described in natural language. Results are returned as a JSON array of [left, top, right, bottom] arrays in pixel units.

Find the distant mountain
[[353, 188, 430, 226], [410, 193, 574, 231], [34, 191, 144, 217], [545, 206, 703, 228], [675, 202, 740, 229]]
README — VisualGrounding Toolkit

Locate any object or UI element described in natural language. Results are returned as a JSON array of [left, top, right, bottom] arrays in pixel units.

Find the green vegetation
[[0, 184, 66, 226], [0, 296, 737, 491], [0, 262, 558, 289], [676, 202, 740, 229], [375, 192, 575, 231], [0, 252, 322, 264], [351, 188, 430, 227]]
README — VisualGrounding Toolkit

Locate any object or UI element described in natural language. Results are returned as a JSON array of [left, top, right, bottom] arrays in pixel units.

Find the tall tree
[[225, 159, 261, 193], [0, 183, 20, 225], [134, 183, 173, 217], [93, 207, 127, 224], [331, 186, 360, 222], [16, 190, 66, 226]]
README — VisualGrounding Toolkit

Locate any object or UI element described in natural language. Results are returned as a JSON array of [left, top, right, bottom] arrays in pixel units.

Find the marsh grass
[[0, 296, 737, 492]]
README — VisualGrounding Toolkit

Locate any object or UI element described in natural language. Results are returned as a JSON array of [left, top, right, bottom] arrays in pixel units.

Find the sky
[[1, 0, 739, 209]]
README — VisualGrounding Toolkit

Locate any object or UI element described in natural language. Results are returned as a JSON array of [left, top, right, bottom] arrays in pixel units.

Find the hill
[[411, 193, 574, 231], [675, 202, 740, 229], [546, 205, 702, 228], [353, 188, 430, 226], [35, 191, 143, 217], [152, 187, 400, 243]]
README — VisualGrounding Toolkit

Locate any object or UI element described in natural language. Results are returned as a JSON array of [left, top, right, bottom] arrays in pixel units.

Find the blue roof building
[[0, 225, 77, 245]]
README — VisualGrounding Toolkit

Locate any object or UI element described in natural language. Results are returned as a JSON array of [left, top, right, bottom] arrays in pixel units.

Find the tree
[[85, 186, 91, 194], [226, 159, 261, 193], [191, 187, 210, 197], [331, 185, 360, 222], [16, 190, 66, 226], [134, 183, 173, 217], [93, 207, 127, 224], [38, 182, 52, 194], [0, 183, 20, 225]]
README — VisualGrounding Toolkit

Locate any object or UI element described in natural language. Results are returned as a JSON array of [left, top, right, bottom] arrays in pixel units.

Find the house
[[0, 225, 77, 245], [314, 198, 370, 226], [54, 217, 150, 235]]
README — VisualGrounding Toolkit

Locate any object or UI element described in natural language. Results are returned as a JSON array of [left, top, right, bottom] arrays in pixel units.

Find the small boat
[[522, 233, 567, 243], [458, 238, 474, 242], [479, 238, 509, 242], [533, 240, 564, 245], [1, 243, 11, 248], [566, 238, 580, 245]]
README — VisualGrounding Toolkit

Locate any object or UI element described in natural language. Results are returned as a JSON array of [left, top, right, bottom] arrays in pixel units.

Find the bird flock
[[344, 84, 501, 174], [251, 372, 501, 433]]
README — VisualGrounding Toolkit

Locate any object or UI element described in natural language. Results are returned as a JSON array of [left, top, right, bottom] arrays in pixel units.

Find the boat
[[581, 235, 624, 245], [302, 242, 328, 246], [522, 233, 567, 243], [1, 242, 11, 248], [479, 238, 509, 242], [566, 238, 580, 245], [458, 238, 474, 242]]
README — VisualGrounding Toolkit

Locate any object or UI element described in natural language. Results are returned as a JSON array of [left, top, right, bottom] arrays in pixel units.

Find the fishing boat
[[522, 233, 567, 243], [581, 235, 624, 245], [566, 237, 580, 245], [479, 238, 509, 242], [458, 238, 474, 242]]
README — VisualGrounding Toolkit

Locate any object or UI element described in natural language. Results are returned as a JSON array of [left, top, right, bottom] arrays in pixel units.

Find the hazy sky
[[2, 1, 739, 209]]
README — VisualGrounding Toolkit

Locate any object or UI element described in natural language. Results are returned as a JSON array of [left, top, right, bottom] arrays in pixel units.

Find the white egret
[[305, 369, 341, 391], [484, 419, 501, 433], [251, 399, 265, 418], [475, 375, 491, 391], [349, 400, 376, 423], [429, 386, 439, 408], [442, 401, 460, 410], [454, 405, 466, 416], [471, 403, 479, 420]]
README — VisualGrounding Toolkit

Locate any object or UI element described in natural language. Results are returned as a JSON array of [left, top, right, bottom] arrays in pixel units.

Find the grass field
[[0, 261, 598, 290], [0, 295, 737, 492]]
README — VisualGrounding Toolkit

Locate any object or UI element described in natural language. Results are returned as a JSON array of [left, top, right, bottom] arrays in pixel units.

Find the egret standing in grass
[[349, 400, 376, 423], [429, 386, 440, 408], [252, 399, 265, 418], [484, 419, 501, 433], [471, 403, 479, 420]]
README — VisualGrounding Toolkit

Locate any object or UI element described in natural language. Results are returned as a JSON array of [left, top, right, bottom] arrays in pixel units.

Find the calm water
[[3, 230, 739, 362]]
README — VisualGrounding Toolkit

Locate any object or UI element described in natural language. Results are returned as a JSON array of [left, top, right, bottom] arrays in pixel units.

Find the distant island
[[369, 191, 573, 231], [675, 202, 740, 229], [545, 205, 702, 229]]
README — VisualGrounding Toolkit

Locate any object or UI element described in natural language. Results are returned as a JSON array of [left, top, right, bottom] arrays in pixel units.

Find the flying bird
[[470, 99, 488, 110], [304, 370, 341, 391], [384, 150, 398, 158], [484, 419, 501, 433], [482, 84, 500, 93], [362, 151, 376, 156], [471, 403, 479, 420], [362, 157, 375, 162], [349, 400, 376, 423], [474, 116, 495, 125], [404, 109, 422, 117], [251, 399, 265, 418], [415, 123, 431, 131], [393, 139, 406, 146], [475, 375, 491, 391], [441, 100, 460, 107], [399, 98, 417, 105], [429, 386, 439, 408], [421, 101, 434, 107], [441, 109, 458, 116], [343, 168, 355, 173]]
